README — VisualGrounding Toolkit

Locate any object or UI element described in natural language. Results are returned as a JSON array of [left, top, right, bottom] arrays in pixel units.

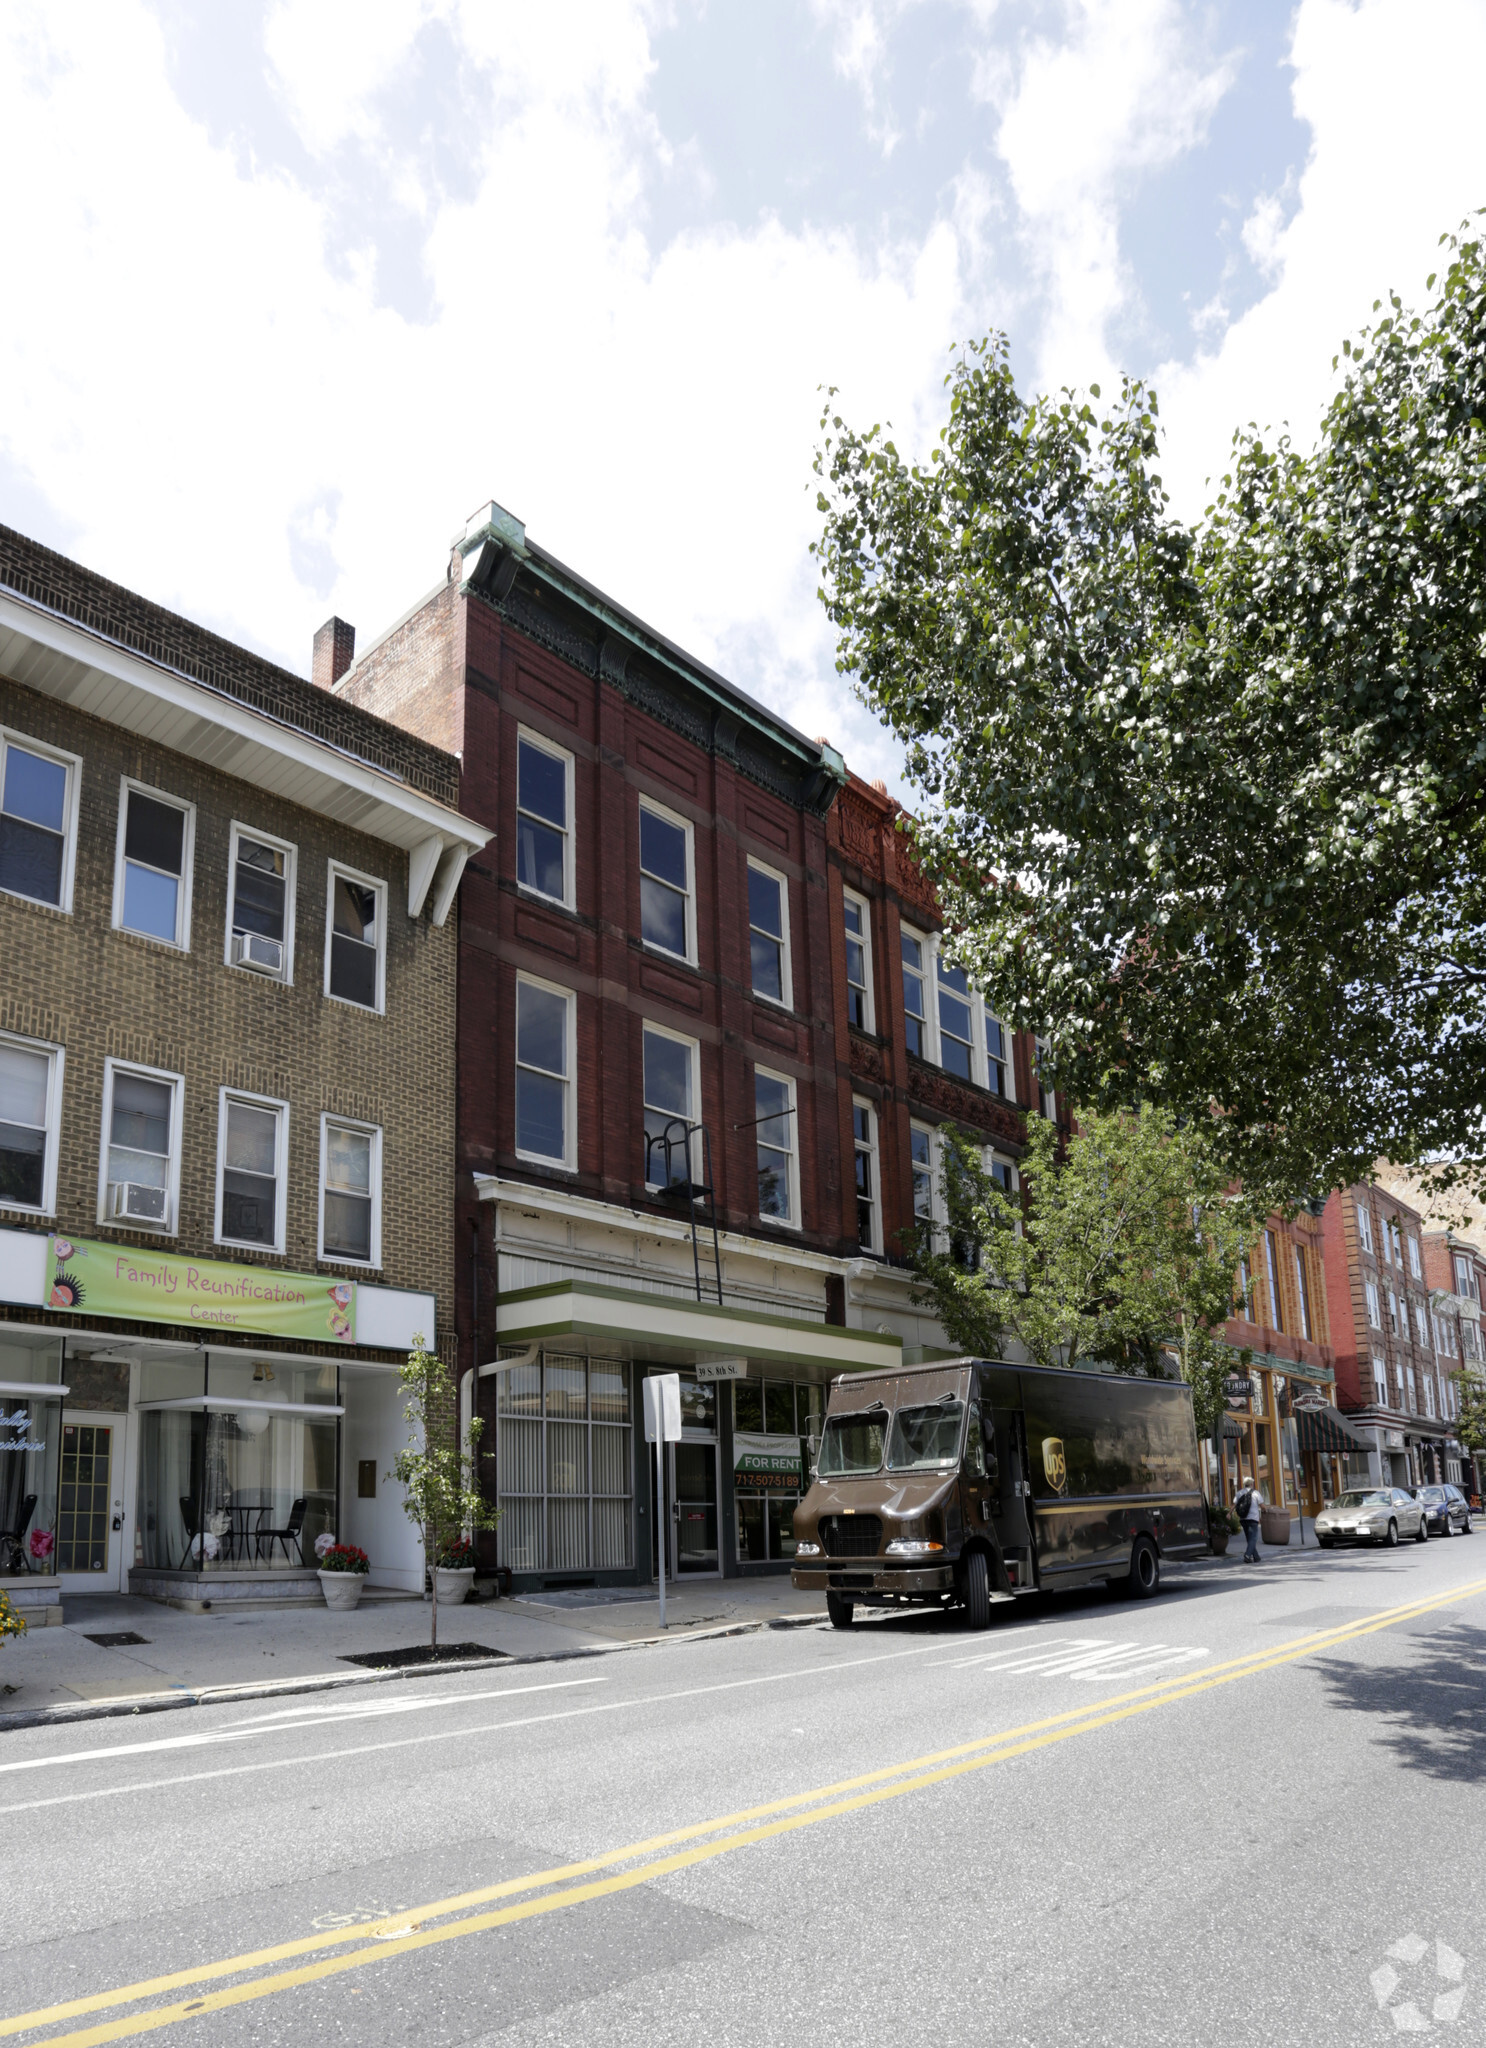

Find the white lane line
[[0, 1632, 997, 1815]]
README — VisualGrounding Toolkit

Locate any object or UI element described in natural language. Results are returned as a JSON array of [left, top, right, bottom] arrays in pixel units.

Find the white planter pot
[[319, 1570, 366, 1611], [433, 1567, 476, 1607]]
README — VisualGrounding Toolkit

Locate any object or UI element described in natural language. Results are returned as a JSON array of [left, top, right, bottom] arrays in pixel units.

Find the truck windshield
[[886, 1399, 964, 1471], [818, 1411, 887, 1476]]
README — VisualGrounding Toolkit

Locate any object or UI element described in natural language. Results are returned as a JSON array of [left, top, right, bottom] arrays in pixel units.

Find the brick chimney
[[312, 616, 356, 690]]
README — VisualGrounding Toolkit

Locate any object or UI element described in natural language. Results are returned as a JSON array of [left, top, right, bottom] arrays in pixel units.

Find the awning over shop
[[490, 1280, 902, 1378], [1296, 1405, 1376, 1456]]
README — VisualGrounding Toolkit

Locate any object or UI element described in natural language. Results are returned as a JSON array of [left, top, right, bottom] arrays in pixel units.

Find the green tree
[[392, 1334, 500, 1651], [814, 220, 1486, 1203], [1452, 1363, 1486, 1478], [910, 1104, 1254, 1442]]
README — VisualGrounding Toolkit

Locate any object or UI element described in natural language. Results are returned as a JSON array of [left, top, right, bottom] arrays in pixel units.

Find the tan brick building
[[0, 526, 487, 1618]]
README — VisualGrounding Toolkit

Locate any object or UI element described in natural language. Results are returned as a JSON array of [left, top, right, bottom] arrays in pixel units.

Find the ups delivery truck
[[791, 1357, 1207, 1629]]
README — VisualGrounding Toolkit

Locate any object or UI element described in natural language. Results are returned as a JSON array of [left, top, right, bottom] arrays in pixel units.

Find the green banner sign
[[44, 1236, 357, 1345], [734, 1429, 801, 1492]]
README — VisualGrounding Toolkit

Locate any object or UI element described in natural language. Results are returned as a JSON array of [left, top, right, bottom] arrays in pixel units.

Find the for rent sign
[[43, 1237, 357, 1344], [733, 1431, 801, 1492]]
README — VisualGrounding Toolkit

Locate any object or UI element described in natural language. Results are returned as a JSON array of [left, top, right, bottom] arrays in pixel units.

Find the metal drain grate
[[83, 1631, 150, 1648]]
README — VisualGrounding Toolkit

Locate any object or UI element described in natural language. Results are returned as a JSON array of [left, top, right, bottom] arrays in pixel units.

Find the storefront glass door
[[672, 1442, 719, 1575], [58, 1414, 127, 1592]]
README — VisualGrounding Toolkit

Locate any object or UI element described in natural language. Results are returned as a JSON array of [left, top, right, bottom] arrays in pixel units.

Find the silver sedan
[[1315, 1489, 1428, 1548]]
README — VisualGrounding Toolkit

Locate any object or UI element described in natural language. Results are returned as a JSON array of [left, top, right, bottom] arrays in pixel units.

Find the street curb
[[0, 1610, 831, 1735]]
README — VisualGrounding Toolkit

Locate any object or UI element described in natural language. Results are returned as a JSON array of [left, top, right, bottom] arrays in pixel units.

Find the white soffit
[[0, 591, 488, 862]]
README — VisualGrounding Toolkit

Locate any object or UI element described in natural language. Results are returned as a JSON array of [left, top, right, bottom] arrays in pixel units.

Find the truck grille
[[819, 1515, 883, 1557]]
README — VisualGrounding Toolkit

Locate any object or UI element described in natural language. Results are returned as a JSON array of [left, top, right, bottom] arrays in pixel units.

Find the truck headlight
[[795, 1541, 821, 1557], [885, 1538, 944, 1556]]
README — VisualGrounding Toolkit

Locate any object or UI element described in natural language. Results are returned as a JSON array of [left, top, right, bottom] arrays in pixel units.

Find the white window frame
[[901, 924, 933, 1064], [112, 777, 195, 951], [842, 890, 875, 1034], [213, 1087, 289, 1256], [1406, 1366, 1418, 1414], [1264, 1229, 1283, 1330], [1356, 1203, 1374, 1255], [515, 726, 575, 913], [324, 860, 388, 1015], [851, 1095, 881, 1254], [1423, 1374, 1435, 1418], [514, 971, 577, 1172], [637, 796, 696, 966], [909, 1120, 939, 1245], [1372, 1356, 1389, 1405], [1387, 1285, 1400, 1335], [934, 947, 982, 1085], [0, 1030, 64, 1218], [642, 1019, 702, 1190], [1033, 1036, 1054, 1117], [224, 821, 297, 983], [0, 725, 82, 915], [318, 1113, 383, 1268], [1365, 1279, 1381, 1329], [1407, 1235, 1422, 1280], [1416, 1302, 1431, 1350], [97, 1058, 184, 1235], [752, 1063, 799, 1230], [1454, 1254, 1477, 1302], [746, 857, 793, 1011], [1293, 1244, 1313, 1342]]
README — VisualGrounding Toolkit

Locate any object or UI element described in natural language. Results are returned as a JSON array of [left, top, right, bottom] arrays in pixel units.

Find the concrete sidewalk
[[0, 1577, 829, 1727]]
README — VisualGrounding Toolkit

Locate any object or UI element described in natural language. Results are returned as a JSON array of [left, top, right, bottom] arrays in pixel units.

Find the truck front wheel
[[962, 1550, 991, 1631], [826, 1592, 855, 1630]]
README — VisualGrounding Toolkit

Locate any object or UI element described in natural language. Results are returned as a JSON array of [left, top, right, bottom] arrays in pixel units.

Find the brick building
[[1319, 1183, 1473, 1492], [336, 501, 898, 1590], [0, 525, 488, 1621], [1215, 1210, 1338, 1516]]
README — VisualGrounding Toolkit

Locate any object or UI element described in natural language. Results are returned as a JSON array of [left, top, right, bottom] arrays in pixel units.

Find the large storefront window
[[0, 1334, 63, 1576], [137, 1354, 338, 1570], [495, 1353, 633, 1575], [734, 1379, 824, 1563]]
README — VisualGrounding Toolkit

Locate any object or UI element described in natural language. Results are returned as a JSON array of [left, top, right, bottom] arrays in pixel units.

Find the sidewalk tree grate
[[83, 1631, 151, 1647], [338, 1643, 510, 1670]]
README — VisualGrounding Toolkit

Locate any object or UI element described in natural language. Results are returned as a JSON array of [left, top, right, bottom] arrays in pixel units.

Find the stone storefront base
[[129, 1567, 323, 1611], [1, 1576, 64, 1624]]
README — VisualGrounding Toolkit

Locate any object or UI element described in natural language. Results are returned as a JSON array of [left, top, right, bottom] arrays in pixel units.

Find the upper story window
[[1407, 1235, 1422, 1280], [100, 1060, 182, 1232], [1390, 1221, 1406, 1267], [936, 958, 976, 1080], [1365, 1279, 1381, 1328], [216, 1091, 287, 1253], [1239, 1249, 1253, 1318], [320, 1116, 381, 1266], [0, 729, 79, 912], [1372, 1357, 1389, 1404], [516, 731, 573, 909], [1356, 1203, 1374, 1255], [227, 826, 295, 981], [1454, 1254, 1477, 1302], [1264, 1229, 1283, 1330], [326, 865, 385, 1012], [901, 930, 928, 1057], [747, 862, 791, 1007], [1415, 1302, 1430, 1349], [842, 893, 873, 1031], [0, 1032, 63, 1216], [1405, 1367, 1418, 1413], [114, 782, 193, 948], [515, 975, 574, 1169], [1293, 1245, 1313, 1342], [1464, 1320, 1481, 1363], [1032, 1036, 1055, 1116], [642, 1022, 697, 1188], [910, 1123, 935, 1229], [754, 1068, 797, 1226], [852, 1100, 879, 1252], [639, 802, 694, 963]]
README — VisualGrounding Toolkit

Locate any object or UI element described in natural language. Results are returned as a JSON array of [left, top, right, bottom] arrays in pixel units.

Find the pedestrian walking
[[1235, 1477, 1263, 1563]]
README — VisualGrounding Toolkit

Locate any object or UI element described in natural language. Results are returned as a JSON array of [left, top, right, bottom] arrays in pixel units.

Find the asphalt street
[[3, 1537, 1485, 2048]]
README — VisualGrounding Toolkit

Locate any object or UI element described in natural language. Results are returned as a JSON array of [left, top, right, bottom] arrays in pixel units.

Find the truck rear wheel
[[826, 1592, 855, 1630], [962, 1550, 991, 1631], [1125, 1536, 1160, 1599]]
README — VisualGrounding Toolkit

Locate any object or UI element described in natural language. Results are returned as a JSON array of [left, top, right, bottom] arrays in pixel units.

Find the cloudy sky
[[2, 0, 1483, 785]]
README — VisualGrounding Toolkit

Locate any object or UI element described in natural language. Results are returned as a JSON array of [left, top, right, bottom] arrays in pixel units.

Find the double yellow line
[[9, 1575, 1484, 2047]]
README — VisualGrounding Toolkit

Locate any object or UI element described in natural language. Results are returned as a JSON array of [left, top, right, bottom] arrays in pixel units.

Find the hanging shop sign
[[695, 1357, 748, 1382], [42, 1237, 357, 1344], [733, 1431, 802, 1492], [1223, 1376, 1255, 1398]]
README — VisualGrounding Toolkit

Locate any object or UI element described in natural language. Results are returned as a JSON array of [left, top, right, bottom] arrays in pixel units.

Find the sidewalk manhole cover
[[83, 1631, 150, 1647], [338, 1643, 509, 1669]]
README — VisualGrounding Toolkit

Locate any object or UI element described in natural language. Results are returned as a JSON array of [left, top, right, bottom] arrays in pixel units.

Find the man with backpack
[[1235, 1477, 1263, 1563]]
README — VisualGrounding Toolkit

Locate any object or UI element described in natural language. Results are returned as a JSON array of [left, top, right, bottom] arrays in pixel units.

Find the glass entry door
[[671, 1442, 719, 1576], [57, 1415, 128, 1592]]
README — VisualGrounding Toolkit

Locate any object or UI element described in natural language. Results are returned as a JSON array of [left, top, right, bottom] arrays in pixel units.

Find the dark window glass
[[764, 1381, 796, 1435], [643, 1027, 692, 1184], [0, 1043, 48, 1207], [124, 794, 184, 873], [734, 1381, 764, 1432], [222, 1100, 278, 1245], [232, 838, 287, 941], [844, 899, 868, 1027], [755, 1071, 792, 1220], [121, 792, 186, 942], [324, 1123, 373, 1260], [329, 875, 379, 1007], [748, 867, 784, 1001], [938, 958, 974, 1079], [0, 742, 68, 906], [639, 808, 688, 956], [515, 982, 568, 1162], [517, 739, 567, 900], [902, 933, 926, 1056]]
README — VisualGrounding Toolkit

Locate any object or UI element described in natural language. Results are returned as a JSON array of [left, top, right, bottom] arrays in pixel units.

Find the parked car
[[1408, 1484, 1474, 1536], [1315, 1489, 1428, 1548]]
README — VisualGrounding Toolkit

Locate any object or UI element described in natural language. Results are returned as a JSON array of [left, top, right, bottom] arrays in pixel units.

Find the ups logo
[[1042, 1436, 1067, 1495]]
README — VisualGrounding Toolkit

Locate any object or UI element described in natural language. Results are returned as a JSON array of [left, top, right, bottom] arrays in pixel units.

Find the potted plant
[[0, 1591, 25, 1647], [27, 1529, 53, 1573], [316, 1539, 370, 1611], [1260, 1500, 1292, 1546], [434, 1535, 477, 1608], [1207, 1500, 1240, 1556], [392, 1333, 500, 1651]]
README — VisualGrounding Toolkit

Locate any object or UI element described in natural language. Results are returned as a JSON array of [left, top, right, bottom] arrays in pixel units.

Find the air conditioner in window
[[232, 932, 284, 974], [109, 1181, 168, 1224]]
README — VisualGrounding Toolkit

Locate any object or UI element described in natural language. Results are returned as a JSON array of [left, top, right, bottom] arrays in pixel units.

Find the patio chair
[[179, 1495, 203, 1569], [254, 1497, 307, 1567], [0, 1494, 37, 1573]]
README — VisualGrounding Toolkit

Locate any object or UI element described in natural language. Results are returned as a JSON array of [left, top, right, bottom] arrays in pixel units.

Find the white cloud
[[264, 0, 438, 157], [1157, 0, 1486, 519]]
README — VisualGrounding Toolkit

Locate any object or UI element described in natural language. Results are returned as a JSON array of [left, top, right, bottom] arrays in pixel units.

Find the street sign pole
[[643, 1374, 682, 1631], [656, 1429, 666, 1631]]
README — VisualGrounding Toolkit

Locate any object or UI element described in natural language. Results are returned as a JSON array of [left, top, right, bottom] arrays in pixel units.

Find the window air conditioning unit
[[233, 932, 284, 974], [109, 1181, 168, 1224]]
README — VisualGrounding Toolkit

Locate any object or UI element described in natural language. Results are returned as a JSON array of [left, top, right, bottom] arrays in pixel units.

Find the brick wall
[[333, 579, 465, 758], [1322, 1185, 1455, 1418], [0, 674, 458, 1351]]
